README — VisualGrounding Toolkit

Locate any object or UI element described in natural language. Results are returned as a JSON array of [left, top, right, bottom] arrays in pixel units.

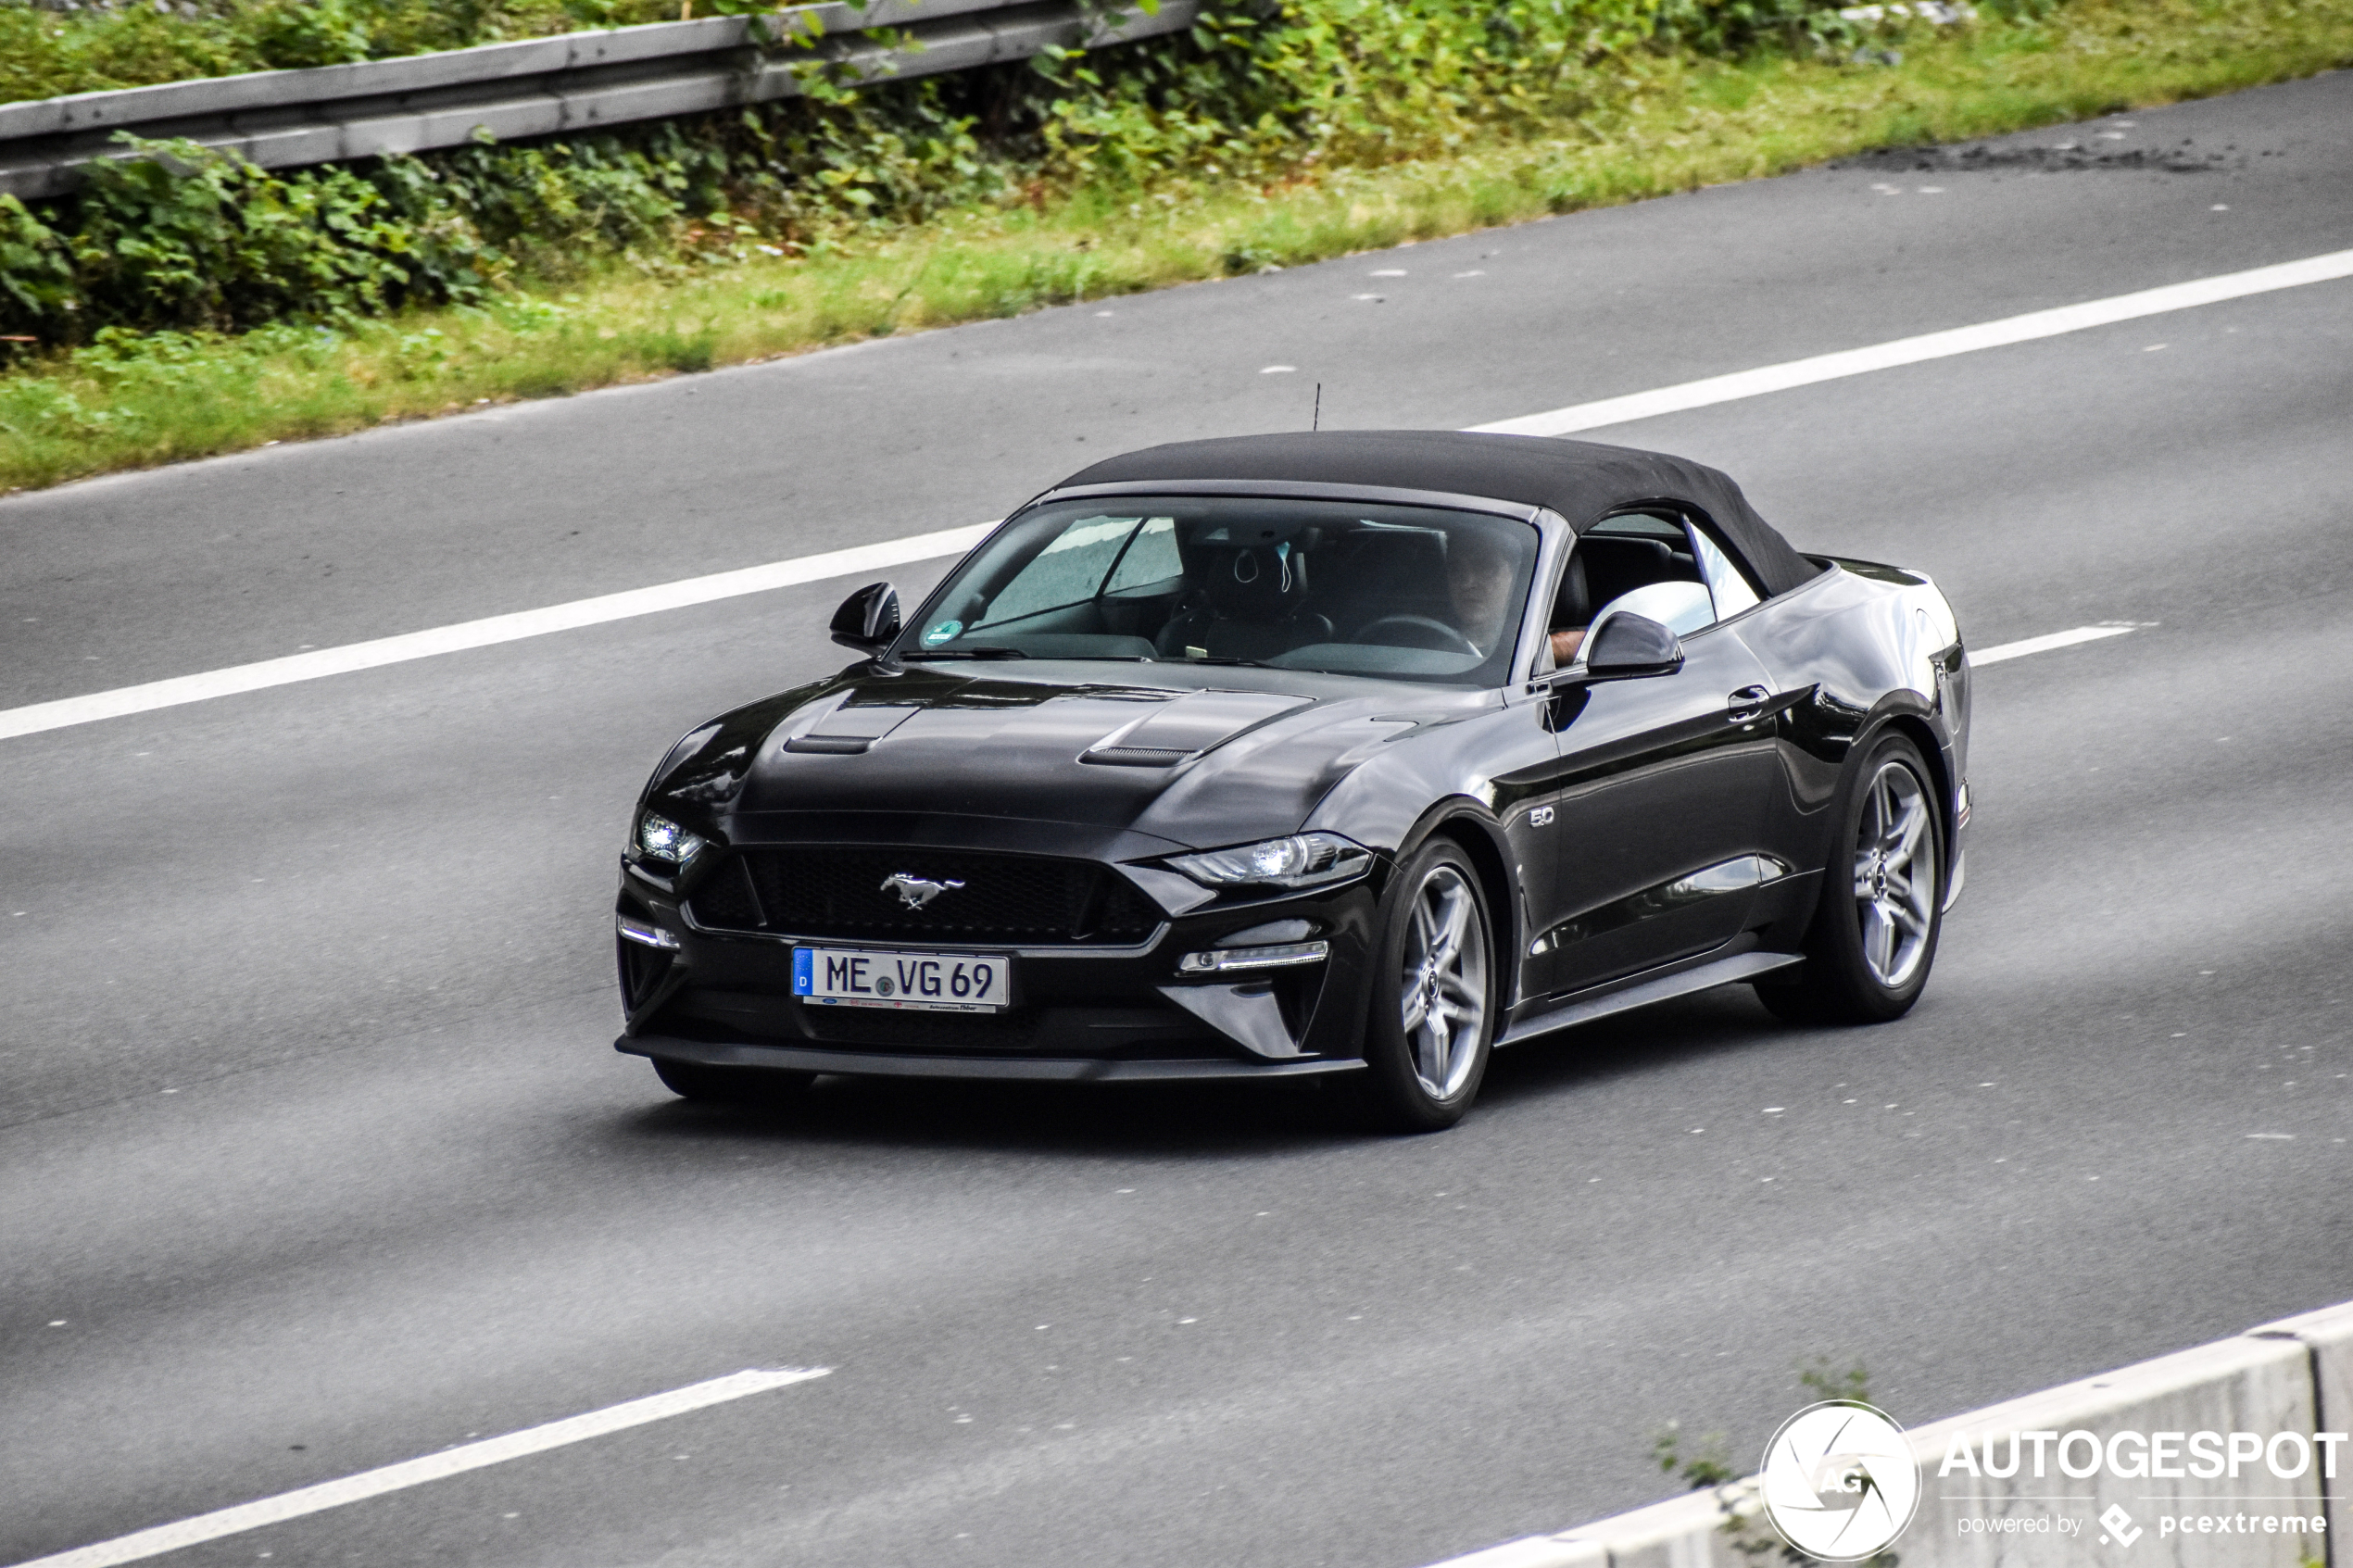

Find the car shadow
[[1477, 985, 1793, 1108], [608, 1069, 1361, 1159]]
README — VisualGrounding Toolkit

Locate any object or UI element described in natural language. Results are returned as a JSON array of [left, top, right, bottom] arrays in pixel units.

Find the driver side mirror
[[830, 581, 900, 656], [1583, 612, 1684, 680]]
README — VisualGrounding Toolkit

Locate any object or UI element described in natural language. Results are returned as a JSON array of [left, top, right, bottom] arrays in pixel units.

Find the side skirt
[[1496, 949, 1802, 1048]]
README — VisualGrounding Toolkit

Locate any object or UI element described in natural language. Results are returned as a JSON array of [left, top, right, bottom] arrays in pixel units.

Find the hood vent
[[1080, 690, 1309, 768], [782, 701, 919, 756], [1083, 746, 1194, 768]]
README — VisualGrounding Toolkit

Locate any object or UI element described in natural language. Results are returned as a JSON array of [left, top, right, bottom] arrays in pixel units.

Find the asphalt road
[[4, 68, 2350, 1568]]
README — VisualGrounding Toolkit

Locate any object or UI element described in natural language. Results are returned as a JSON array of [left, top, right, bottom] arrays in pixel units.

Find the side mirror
[[1583, 612, 1684, 680], [829, 582, 900, 656]]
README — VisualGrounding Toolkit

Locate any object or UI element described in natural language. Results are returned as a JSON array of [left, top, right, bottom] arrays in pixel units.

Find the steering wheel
[[1353, 613, 1482, 656]]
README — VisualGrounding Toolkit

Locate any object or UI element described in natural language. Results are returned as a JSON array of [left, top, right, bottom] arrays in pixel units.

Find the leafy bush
[[0, 0, 678, 104], [63, 140, 412, 329], [0, 0, 1868, 345]]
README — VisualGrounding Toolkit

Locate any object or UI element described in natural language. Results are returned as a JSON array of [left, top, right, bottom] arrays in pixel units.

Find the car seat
[[1551, 548, 1592, 633], [1154, 532, 1333, 659]]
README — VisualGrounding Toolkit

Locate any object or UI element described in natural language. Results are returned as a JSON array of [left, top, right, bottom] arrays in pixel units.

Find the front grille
[[688, 847, 1162, 946]]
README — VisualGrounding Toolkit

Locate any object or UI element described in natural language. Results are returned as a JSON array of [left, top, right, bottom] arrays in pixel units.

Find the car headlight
[[632, 811, 707, 867], [1166, 833, 1370, 890]]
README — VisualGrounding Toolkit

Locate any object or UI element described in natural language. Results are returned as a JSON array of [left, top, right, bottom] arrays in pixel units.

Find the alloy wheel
[[1853, 759, 1938, 988], [1397, 863, 1489, 1099]]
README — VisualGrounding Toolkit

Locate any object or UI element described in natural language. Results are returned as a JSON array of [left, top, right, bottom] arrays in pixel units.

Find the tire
[[651, 1058, 815, 1105], [1349, 837, 1498, 1133], [1756, 732, 1945, 1025]]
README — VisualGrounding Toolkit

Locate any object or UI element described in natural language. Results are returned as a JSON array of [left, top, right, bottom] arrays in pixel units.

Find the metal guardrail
[[0, 0, 1201, 199]]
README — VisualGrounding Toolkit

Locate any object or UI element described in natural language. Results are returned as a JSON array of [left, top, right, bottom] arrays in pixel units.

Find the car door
[[1533, 514, 1785, 995], [1486, 686, 1577, 1006]]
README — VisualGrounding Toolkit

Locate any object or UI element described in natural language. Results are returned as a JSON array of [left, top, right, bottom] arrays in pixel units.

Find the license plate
[[792, 947, 1011, 1012]]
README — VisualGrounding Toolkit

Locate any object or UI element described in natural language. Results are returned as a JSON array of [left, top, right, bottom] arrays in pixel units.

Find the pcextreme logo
[[1758, 1401, 1922, 1562]]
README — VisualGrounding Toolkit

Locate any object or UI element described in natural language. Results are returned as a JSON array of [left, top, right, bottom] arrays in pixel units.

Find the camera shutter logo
[[1758, 1401, 1921, 1562]]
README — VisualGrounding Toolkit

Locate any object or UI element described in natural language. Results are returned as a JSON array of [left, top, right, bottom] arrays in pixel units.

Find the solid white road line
[[1468, 247, 2353, 436], [4, 247, 2340, 743], [8, 1366, 830, 1568], [1971, 623, 2137, 665], [0, 525, 990, 742]]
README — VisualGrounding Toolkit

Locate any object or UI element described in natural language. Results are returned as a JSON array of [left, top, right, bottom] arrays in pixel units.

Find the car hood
[[648, 661, 1466, 853]]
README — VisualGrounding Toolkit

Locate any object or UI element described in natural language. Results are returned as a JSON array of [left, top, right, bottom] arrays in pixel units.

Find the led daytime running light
[[1176, 941, 1328, 974], [617, 915, 681, 950]]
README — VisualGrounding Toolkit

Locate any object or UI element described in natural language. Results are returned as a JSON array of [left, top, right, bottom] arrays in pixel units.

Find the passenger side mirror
[[830, 582, 900, 656], [1583, 612, 1684, 680]]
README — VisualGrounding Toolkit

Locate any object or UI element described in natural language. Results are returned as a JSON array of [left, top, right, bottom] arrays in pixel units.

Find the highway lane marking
[[2, 246, 2340, 743], [0, 525, 990, 742], [1970, 624, 2137, 665], [1468, 246, 2353, 436], [8, 1366, 830, 1568]]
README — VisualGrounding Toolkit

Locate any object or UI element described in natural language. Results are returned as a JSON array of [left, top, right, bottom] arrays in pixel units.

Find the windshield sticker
[[923, 620, 963, 646]]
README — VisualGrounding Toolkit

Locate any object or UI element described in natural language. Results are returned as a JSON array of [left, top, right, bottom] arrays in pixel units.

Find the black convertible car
[[614, 432, 1969, 1130]]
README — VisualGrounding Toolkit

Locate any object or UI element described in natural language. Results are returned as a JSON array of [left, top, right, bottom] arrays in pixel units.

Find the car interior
[[909, 498, 1541, 684], [1535, 509, 1752, 672]]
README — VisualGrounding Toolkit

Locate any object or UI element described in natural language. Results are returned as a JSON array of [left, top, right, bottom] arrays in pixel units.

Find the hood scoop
[[1080, 690, 1310, 768], [782, 700, 920, 755]]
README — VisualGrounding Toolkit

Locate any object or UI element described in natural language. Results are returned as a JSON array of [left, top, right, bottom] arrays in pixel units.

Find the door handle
[[1726, 685, 1770, 724]]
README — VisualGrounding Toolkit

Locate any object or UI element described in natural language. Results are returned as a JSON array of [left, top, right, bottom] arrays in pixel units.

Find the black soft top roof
[[1056, 431, 1822, 598]]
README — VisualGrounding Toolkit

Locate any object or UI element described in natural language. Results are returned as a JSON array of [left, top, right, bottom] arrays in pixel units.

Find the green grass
[[0, 0, 682, 105], [2, 0, 2347, 495]]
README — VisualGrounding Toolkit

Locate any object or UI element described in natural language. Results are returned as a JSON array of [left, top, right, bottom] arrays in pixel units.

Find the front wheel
[[1350, 838, 1497, 1133], [1756, 732, 1944, 1025]]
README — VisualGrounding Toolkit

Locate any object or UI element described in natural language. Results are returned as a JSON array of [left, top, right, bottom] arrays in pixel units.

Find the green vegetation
[[0, 0, 2346, 492], [0, 0, 683, 104], [0, 0, 1818, 341], [1653, 1359, 1899, 1567]]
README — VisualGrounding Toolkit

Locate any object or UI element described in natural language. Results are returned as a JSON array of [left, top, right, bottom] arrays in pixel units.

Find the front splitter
[[617, 1033, 1365, 1083]]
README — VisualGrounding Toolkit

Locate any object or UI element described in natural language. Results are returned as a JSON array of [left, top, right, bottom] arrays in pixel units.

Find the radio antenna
[[1313, 383, 1322, 432]]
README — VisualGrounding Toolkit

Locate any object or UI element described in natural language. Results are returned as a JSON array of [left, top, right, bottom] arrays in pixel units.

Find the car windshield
[[898, 495, 1541, 685]]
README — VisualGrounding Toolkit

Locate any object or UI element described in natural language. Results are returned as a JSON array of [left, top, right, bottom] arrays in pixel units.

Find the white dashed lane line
[[9, 1367, 830, 1568], [1470, 246, 2353, 436], [4, 247, 2341, 744], [0, 525, 992, 743], [1970, 624, 2140, 665]]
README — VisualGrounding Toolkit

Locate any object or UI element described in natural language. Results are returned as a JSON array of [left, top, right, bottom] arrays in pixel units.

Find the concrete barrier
[[1432, 1300, 2352, 1568], [1905, 1335, 2320, 1568], [2255, 1299, 2353, 1549]]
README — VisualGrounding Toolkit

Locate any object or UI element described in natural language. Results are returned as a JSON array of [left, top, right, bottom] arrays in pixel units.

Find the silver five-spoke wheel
[[1853, 759, 1938, 989], [1397, 862, 1489, 1100]]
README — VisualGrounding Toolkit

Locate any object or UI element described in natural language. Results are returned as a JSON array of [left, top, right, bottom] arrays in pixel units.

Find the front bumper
[[614, 841, 1385, 1082], [614, 1033, 1366, 1083]]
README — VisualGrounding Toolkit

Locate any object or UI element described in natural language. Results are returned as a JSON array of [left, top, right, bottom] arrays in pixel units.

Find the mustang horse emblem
[[881, 872, 964, 911]]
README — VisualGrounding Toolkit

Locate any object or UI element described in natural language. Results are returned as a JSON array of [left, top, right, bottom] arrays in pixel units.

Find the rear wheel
[[1756, 733, 1944, 1025], [1350, 838, 1496, 1133], [651, 1058, 815, 1105]]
